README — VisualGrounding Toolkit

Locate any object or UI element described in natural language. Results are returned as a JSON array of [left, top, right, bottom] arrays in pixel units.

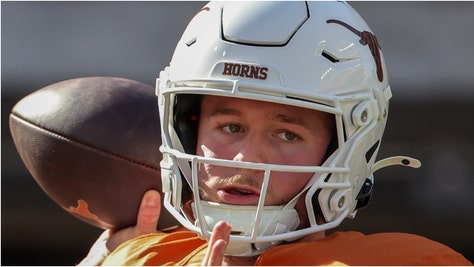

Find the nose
[[232, 131, 268, 164]]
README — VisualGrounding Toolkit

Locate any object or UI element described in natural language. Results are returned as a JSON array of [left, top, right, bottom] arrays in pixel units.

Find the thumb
[[136, 189, 162, 235], [106, 189, 162, 252]]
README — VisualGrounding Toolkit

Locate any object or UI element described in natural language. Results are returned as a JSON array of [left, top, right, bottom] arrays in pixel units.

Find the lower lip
[[217, 189, 260, 205]]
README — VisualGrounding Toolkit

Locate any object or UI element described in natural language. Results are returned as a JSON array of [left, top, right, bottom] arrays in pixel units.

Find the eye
[[277, 131, 300, 142], [222, 124, 242, 133]]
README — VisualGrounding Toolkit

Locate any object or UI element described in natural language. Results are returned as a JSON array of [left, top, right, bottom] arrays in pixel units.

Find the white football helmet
[[156, 1, 420, 256]]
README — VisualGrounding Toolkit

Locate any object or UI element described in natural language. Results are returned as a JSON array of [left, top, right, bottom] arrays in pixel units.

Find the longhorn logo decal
[[327, 19, 384, 82]]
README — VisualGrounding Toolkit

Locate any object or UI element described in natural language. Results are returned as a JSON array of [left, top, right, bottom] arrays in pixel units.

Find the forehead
[[202, 95, 302, 112], [200, 95, 333, 125]]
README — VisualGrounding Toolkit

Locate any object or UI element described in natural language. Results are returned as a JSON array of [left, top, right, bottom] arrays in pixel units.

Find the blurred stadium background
[[2, 2, 473, 265]]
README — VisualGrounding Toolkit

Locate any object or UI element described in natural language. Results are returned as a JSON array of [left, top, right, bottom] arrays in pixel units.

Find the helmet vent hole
[[365, 140, 380, 163], [321, 51, 339, 63], [186, 37, 197, 47]]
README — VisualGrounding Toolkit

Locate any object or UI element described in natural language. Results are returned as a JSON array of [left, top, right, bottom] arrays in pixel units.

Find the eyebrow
[[208, 106, 307, 127], [268, 113, 306, 127], [208, 107, 242, 117]]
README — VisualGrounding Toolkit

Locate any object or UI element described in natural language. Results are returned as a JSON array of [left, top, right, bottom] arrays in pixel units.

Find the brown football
[[9, 77, 177, 230]]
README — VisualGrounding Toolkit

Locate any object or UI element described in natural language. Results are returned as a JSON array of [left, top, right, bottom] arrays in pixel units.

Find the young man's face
[[196, 95, 334, 206]]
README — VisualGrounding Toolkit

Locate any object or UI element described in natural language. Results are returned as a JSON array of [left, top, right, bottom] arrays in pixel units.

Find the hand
[[106, 189, 162, 251], [79, 189, 162, 265], [201, 221, 232, 266]]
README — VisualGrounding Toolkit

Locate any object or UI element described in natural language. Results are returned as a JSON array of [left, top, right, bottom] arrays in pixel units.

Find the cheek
[[196, 126, 229, 158], [272, 144, 327, 167], [267, 172, 313, 204], [195, 144, 233, 186], [296, 137, 332, 166], [266, 147, 327, 202]]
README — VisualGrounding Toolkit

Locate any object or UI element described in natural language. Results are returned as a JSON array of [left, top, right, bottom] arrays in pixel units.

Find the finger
[[202, 221, 231, 266], [208, 221, 231, 248], [136, 189, 161, 235], [206, 239, 227, 266]]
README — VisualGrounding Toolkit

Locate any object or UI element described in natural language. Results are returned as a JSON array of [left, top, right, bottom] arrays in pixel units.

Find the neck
[[297, 230, 326, 243]]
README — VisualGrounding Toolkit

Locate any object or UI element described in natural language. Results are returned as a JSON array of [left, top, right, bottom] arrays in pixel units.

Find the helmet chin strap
[[192, 201, 300, 257], [371, 156, 421, 174]]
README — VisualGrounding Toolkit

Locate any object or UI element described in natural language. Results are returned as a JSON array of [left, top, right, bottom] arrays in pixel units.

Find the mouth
[[218, 185, 260, 205], [225, 188, 254, 195]]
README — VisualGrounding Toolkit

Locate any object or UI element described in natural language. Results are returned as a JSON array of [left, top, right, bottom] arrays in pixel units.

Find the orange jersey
[[101, 231, 207, 266], [101, 231, 472, 266], [256, 231, 472, 266]]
